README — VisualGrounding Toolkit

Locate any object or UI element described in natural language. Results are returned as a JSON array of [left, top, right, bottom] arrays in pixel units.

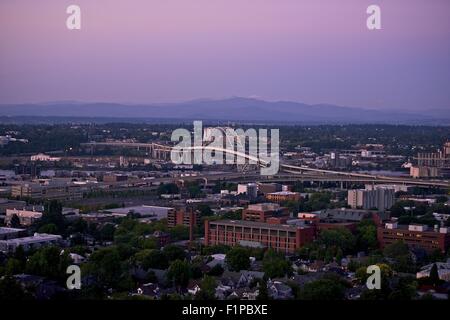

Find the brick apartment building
[[266, 191, 301, 203], [297, 209, 387, 234], [204, 219, 314, 253], [203, 206, 388, 253], [167, 207, 200, 228], [242, 203, 289, 223], [377, 222, 450, 253]]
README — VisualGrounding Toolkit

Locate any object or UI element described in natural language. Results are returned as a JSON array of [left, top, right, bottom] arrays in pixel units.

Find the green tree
[[9, 214, 21, 228], [134, 249, 168, 270], [0, 276, 30, 300], [201, 244, 230, 255], [13, 245, 27, 266], [26, 246, 72, 280], [197, 204, 213, 217], [99, 223, 116, 241], [39, 200, 66, 234], [140, 237, 158, 250], [169, 225, 190, 241], [226, 247, 250, 271], [83, 246, 124, 287], [383, 240, 410, 258], [221, 211, 242, 220], [383, 241, 414, 272], [388, 277, 417, 300], [355, 263, 392, 284], [163, 245, 186, 262], [284, 200, 300, 214], [300, 279, 345, 300], [195, 275, 216, 300], [167, 260, 191, 289], [262, 250, 292, 278], [67, 218, 88, 234], [298, 192, 332, 211], [187, 184, 203, 198], [207, 264, 224, 276], [429, 263, 440, 286], [256, 279, 269, 300], [38, 223, 59, 234], [157, 183, 179, 195], [4, 258, 24, 275], [389, 203, 406, 217], [318, 228, 356, 254], [356, 220, 378, 251]]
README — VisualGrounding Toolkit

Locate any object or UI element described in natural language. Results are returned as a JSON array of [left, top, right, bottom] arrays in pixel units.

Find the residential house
[[135, 282, 160, 299], [417, 260, 450, 281], [187, 280, 201, 296], [267, 280, 293, 299]]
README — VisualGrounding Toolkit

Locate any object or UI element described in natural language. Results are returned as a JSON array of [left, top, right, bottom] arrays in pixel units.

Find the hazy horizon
[[1, 0, 449, 113], [2, 96, 447, 115]]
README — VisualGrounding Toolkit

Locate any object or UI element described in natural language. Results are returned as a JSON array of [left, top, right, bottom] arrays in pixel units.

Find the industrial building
[[0, 233, 62, 253], [11, 182, 83, 201], [103, 205, 174, 220], [0, 227, 27, 240], [411, 141, 450, 178], [204, 219, 314, 253], [6, 208, 43, 226], [377, 222, 450, 253], [297, 208, 386, 233]]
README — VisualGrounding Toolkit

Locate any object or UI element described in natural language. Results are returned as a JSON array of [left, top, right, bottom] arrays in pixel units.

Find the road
[[81, 141, 450, 188]]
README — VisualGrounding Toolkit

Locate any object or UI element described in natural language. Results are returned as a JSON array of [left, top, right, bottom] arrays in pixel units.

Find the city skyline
[[0, 0, 449, 112], [1, 0, 450, 308]]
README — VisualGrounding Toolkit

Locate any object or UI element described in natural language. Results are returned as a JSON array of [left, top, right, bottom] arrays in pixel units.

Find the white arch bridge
[[81, 142, 450, 188]]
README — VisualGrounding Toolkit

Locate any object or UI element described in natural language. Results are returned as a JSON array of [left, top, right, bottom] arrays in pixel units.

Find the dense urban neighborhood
[[0, 123, 449, 300]]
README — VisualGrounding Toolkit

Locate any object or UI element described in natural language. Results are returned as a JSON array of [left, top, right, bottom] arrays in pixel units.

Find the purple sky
[[0, 0, 449, 112]]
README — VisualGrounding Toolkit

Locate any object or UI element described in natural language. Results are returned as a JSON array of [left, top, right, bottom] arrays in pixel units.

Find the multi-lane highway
[[81, 141, 450, 188]]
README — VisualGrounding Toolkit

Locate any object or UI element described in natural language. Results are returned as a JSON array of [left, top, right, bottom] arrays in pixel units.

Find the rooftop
[[267, 191, 299, 196], [0, 227, 25, 235], [419, 261, 450, 272], [103, 205, 173, 217], [6, 209, 43, 218], [209, 219, 310, 231], [0, 233, 62, 245], [383, 223, 450, 234], [246, 203, 282, 211], [315, 208, 372, 222]]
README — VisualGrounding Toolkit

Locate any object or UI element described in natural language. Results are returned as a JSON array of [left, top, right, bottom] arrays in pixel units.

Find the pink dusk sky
[[0, 0, 449, 112]]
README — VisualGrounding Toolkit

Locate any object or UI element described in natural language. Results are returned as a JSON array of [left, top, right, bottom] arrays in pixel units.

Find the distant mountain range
[[0, 97, 448, 125]]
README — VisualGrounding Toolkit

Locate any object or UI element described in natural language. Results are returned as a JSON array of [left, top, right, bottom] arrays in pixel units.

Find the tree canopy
[[226, 247, 250, 271], [262, 250, 292, 279]]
